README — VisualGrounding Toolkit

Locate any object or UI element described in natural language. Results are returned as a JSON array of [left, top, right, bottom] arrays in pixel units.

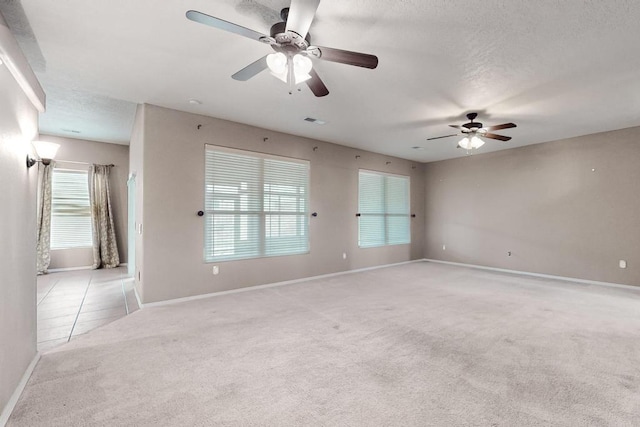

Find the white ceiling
[[3, 0, 640, 162]]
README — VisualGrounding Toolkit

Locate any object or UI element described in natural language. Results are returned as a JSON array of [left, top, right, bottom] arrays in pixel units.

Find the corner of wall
[[129, 103, 146, 302]]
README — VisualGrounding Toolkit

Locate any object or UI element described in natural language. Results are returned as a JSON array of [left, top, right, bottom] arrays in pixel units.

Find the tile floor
[[37, 266, 138, 352]]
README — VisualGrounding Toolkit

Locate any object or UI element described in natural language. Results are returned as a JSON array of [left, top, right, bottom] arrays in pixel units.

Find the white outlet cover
[[619, 260, 627, 269], [212, 266, 219, 275]]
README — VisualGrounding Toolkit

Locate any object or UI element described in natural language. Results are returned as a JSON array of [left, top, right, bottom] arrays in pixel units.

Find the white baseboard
[[47, 265, 93, 273], [423, 259, 639, 291], [133, 285, 143, 309], [48, 263, 128, 273], [0, 352, 40, 427], [140, 259, 421, 308]]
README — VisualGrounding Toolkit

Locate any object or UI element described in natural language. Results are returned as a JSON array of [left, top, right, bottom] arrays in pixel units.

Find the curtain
[[90, 164, 120, 269], [36, 162, 54, 274]]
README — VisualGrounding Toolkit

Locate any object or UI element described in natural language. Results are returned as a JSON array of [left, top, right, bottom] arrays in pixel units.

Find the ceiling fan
[[427, 113, 517, 149], [186, 0, 378, 97]]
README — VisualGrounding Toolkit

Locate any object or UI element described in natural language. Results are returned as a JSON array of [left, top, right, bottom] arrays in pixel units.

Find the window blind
[[204, 145, 309, 262], [51, 169, 93, 249], [358, 170, 410, 248]]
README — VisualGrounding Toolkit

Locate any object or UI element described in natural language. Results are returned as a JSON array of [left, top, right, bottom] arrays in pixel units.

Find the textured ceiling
[[2, 0, 640, 160]]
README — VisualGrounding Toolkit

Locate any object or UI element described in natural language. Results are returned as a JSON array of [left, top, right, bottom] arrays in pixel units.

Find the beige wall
[[424, 126, 640, 286], [41, 135, 129, 270], [0, 43, 38, 417], [134, 104, 425, 303]]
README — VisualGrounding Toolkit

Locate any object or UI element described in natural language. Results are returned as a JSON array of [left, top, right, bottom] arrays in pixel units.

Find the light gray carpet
[[8, 262, 640, 426]]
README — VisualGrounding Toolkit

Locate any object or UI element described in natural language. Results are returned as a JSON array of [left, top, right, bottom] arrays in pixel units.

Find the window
[[358, 170, 410, 248], [204, 145, 309, 262], [51, 169, 93, 249]]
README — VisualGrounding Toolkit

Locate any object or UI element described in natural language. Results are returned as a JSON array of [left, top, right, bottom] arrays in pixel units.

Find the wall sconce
[[26, 141, 60, 168]]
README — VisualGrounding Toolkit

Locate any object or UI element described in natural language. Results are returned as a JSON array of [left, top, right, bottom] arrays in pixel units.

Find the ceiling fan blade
[[306, 69, 329, 97], [427, 134, 459, 141], [486, 122, 517, 131], [311, 46, 378, 69], [285, 0, 320, 38], [231, 55, 269, 81], [483, 133, 511, 141], [449, 124, 463, 129], [186, 10, 269, 42]]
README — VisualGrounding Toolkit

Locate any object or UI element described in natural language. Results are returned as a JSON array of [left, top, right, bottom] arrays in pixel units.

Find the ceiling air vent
[[304, 117, 326, 125]]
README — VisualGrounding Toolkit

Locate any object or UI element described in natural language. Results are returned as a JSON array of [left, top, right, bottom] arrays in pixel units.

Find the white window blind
[[358, 170, 410, 248], [204, 145, 309, 262], [51, 169, 93, 249]]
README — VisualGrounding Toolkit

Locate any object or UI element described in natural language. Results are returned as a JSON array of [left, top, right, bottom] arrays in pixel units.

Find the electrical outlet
[[442, 245, 446, 251], [212, 265, 219, 275], [619, 260, 627, 269], [342, 253, 347, 260]]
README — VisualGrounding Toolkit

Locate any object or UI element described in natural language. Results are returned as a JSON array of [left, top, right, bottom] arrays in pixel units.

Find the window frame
[[357, 169, 411, 248], [203, 145, 310, 263], [50, 168, 93, 250]]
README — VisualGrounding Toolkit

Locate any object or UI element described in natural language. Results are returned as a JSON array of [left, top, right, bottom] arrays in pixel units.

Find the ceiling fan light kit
[[458, 135, 485, 150], [267, 52, 313, 85], [186, 0, 378, 97]]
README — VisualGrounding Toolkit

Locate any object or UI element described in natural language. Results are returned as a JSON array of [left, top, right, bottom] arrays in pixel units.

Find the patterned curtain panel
[[36, 162, 54, 274], [90, 164, 120, 269]]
